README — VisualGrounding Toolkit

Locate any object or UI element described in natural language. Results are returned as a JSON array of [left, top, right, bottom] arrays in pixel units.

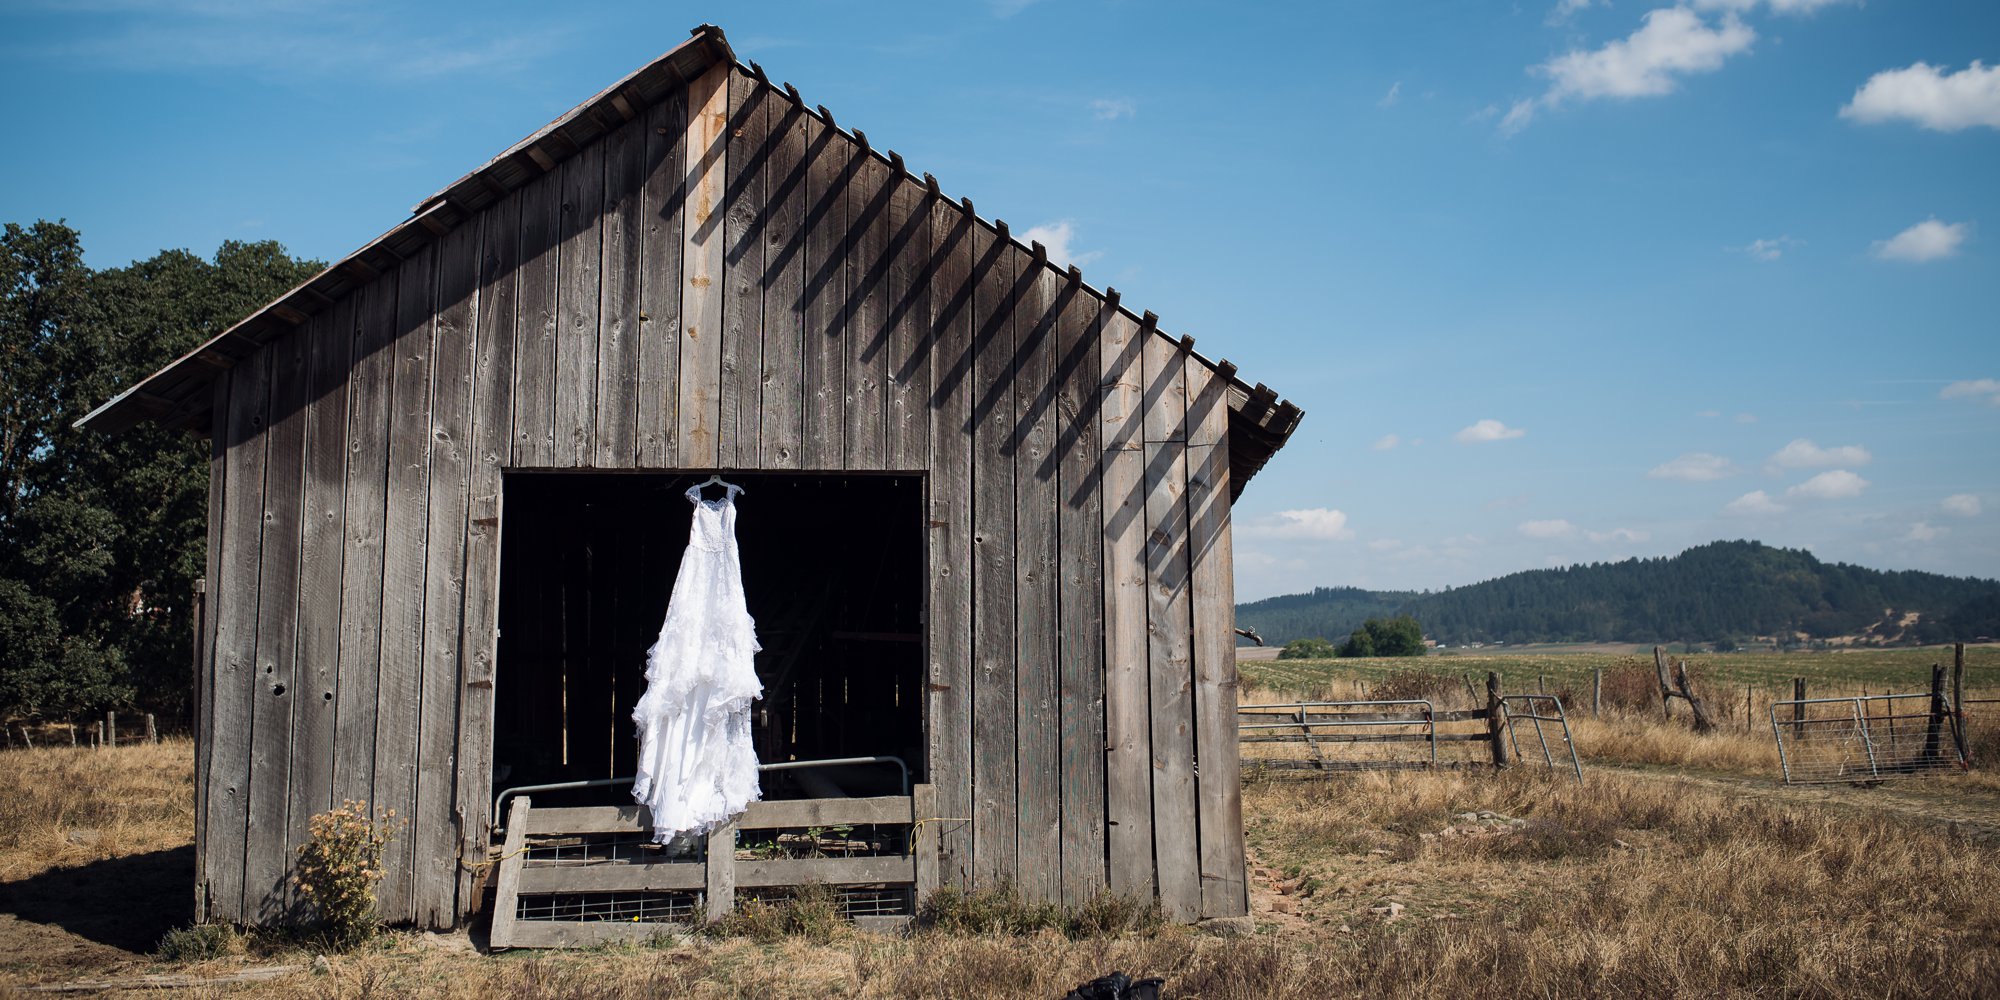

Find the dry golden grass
[[0, 737, 193, 883], [6, 727, 2000, 997]]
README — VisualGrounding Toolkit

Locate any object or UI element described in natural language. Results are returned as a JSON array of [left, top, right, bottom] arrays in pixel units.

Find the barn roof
[[79, 24, 1302, 491]]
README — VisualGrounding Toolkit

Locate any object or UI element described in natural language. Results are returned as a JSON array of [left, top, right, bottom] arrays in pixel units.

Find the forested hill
[[1236, 541, 2000, 648]]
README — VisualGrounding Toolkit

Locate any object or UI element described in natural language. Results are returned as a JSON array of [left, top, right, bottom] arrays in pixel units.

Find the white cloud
[[1019, 220, 1102, 270], [1246, 508, 1355, 541], [1725, 490, 1787, 515], [1734, 412, 1758, 424], [1767, 438, 1871, 471], [1649, 452, 1737, 481], [1841, 61, 2000, 132], [1518, 519, 1577, 539], [1379, 82, 1401, 108], [1367, 538, 1402, 552], [1787, 469, 1870, 500], [1455, 419, 1526, 444], [1692, 0, 1847, 13], [1737, 235, 1800, 261], [1940, 379, 2000, 406], [1088, 98, 1136, 121], [988, 0, 1042, 16], [1943, 494, 1982, 517], [1372, 433, 1402, 451], [1904, 522, 1943, 542], [1505, 7, 1755, 133], [1587, 527, 1650, 543], [1547, 0, 1596, 26], [1696, 409, 1722, 418], [1872, 218, 1970, 262]]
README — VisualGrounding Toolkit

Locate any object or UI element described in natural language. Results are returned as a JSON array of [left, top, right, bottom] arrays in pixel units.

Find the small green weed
[[155, 922, 241, 962]]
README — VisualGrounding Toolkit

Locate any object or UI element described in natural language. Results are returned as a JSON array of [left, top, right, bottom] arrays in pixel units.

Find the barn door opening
[[491, 471, 927, 811]]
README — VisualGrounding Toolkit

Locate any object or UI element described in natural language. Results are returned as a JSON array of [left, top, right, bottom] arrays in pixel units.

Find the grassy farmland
[[4, 648, 2000, 998]]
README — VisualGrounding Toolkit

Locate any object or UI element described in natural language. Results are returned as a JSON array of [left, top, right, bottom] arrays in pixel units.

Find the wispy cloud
[[1736, 235, 1801, 261], [1019, 220, 1102, 269], [1372, 433, 1402, 451], [988, 0, 1043, 16], [1941, 379, 2000, 406], [1692, 0, 1848, 13], [1503, 7, 1755, 135], [1767, 438, 1871, 472], [1243, 508, 1355, 541], [1842, 61, 2000, 132], [1943, 494, 1983, 517], [1725, 490, 1787, 515], [1546, 0, 1596, 27], [1378, 82, 1402, 108], [1904, 522, 1943, 542], [1735, 412, 1758, 424], [1649, 452, 1737, 481], [1088, 97, 1136, 121], [1873, 219, 1970, 262], [1518, 519, 1577, 539], [1787, 469, 1870, 500], [1455, 419, 1525, 444], [1587, 527, 1650, 543]]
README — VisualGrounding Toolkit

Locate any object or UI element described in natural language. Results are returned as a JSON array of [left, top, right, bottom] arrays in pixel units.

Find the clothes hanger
[[691, 473, 745, 497]]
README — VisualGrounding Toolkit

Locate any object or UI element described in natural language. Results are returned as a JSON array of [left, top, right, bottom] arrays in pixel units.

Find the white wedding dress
[[631, 483, 763, 842]]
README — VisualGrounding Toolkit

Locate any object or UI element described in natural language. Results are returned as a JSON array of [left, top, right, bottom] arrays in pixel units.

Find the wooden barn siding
[[198, 63, 1246, 926]]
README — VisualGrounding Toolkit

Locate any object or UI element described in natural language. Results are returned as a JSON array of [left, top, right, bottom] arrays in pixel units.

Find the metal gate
[[1769, 693, 1966, 784]]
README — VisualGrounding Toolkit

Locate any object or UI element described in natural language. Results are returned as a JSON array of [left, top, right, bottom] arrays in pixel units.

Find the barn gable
[[83, 23, 1302, 933]]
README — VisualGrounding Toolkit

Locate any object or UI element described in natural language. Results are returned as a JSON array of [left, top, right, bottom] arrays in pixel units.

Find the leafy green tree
[[1339, 615, 1426, 658], [1276, 636, 1338, 660], [0, 221, 319, 721]]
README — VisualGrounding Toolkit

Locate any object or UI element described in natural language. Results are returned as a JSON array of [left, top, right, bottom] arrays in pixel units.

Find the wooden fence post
[[1791, 678, 1806, 739], [1653, 647, 1675, 720], [106, 711, 117, 748], [1745, 684, 1753, 733], [95, 720, 105, 748], [1925, 663, 1949, 767], [705, 820, 737, 923], [144, 713, 157, 744], [1486, 672, 1510, 768], [1592, 668, 1602, 718], [1953, 643, 1970, 765], [1674, 661, 1716, 734]]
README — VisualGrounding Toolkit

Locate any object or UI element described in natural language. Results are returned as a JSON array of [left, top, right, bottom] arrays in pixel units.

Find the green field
[[1241, 645, 2000, 699]]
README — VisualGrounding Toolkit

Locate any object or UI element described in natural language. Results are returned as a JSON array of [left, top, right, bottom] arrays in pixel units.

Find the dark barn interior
[[493, 472, 927, 807]]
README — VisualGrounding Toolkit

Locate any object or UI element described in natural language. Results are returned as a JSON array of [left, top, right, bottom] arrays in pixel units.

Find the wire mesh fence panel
[[1498, 695, 1583, 784], [1770, 693, 1965, 784], [1238, 700, 1494, 774]]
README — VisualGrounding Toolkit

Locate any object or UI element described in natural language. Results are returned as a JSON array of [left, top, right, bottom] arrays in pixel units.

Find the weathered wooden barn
[[82, 24, 1301, 933]]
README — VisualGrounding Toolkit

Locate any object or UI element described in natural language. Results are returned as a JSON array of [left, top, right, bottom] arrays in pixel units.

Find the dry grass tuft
[[0, 738, 194, 882]]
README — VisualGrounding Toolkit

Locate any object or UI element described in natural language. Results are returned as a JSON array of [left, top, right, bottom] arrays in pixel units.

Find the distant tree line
[[1, 220, 321, 722], [1238, 540, 2000, 649], [1276, 615, 1427, 660]]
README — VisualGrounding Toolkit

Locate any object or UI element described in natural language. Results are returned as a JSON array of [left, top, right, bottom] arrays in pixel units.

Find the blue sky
[[3, 0, 1994, 600]]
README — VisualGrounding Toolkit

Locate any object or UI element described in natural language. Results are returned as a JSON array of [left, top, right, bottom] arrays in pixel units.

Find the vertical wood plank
[[488, 796, 531, 947], [1141, 332, 1199, 923], [925, 198, 976, 888], [758, 94, 808, 469], [195, 382, 227, 919], [512, 171, 560, 467], [843, 146, 891, 470], [884, 175, 932, 471], [455, 188, 520, 918], [705, 820, 737, 922], [208, 349, 272, 921], [800, 111, 850, 469], [1013, 259, 1060, 903], [374, 244, 438, 922], [678, 63, 730, 467], [332, 274, 398, 808], [912, 783, 941, 904], [967, 222, 1017, 887], [1097, 308, 1153, 902], [719, 69, 770, 468], [287, 300, 353, 909], [414, 219, 482, 926], [635, 91, 687, 468], [243, 320, 309, 923], [1055, 282, 1106, 906], [594, 116, 644, 468], [1185, 357, 1246, 919], [554, 142, 604, 468]]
